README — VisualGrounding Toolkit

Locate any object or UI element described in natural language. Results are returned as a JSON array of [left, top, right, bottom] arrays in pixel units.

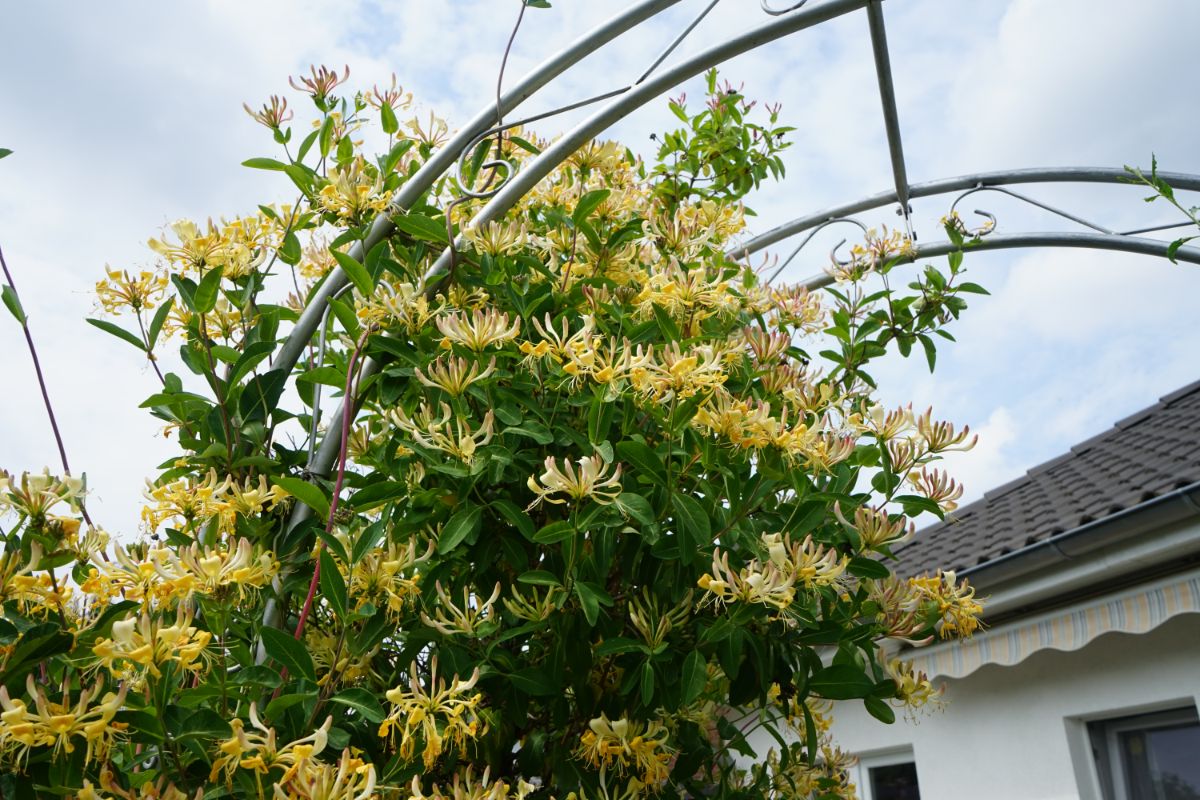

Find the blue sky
[[2, 0, 1198, 530]]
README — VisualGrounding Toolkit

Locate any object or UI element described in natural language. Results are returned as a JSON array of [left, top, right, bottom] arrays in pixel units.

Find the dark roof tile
[[893, 380, 1200, 577]]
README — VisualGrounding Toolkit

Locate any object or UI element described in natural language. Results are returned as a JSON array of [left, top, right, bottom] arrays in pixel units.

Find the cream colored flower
[[526, 454, 622, 509], [437, 308, 520, 352]]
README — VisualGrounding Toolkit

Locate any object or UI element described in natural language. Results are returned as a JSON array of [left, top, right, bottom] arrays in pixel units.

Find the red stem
[[0, 242, 95, 529], [292, 328, 371, 640]]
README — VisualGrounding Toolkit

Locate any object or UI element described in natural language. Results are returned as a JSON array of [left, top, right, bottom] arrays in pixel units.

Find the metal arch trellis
[[258, 0, 1200, 644]]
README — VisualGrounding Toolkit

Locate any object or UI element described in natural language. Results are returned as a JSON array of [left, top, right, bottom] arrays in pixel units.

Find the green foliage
[[0, 61, 988, 800]]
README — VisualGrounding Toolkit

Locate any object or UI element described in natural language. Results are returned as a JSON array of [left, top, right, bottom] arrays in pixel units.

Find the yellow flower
[[0, 675, 129, 767], [409, 768, 535, 800], [317, 157, 390, 223], [415, 355, 496, 397], [463, 219, 528, 257], [575, 714, 673, 784], [525, 454, 622, 509], [91, 607, 211, 678], [906, 570, 984, 639], [437, 307, 521, 352], [0, 468, 85, 520], [347, 540, 432, 621], [389, 403, 495, 464], [378, 660, 484, 770], [884, 656, 942, 714], [94, 267, 168, 314], [420, 581, 502, 637]]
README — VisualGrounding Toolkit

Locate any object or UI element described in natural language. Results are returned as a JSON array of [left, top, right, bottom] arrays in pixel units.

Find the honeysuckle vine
[[0, 50, 1058, 799]]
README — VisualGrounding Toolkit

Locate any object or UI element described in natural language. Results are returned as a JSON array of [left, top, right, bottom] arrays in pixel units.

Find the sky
[[2, 0, 1198, 534]]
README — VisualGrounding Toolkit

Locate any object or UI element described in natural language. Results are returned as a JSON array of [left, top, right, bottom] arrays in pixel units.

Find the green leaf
[[616, 440, 665, 485], [640, 661, 655, 706], [318, 115, 335, 158], [238, 369, 288, 423], [380, 102, 399, 135], [230, 665, 283, 688], [147, 296, 174, 350], [1, 285, 26, 325], [394, 212, 450, 245], [509, 668, 557, 696], [86, 318, 146, 351], [297, 365, 347, 387], [864, 696, 896, 724], [273, 477, 331, 522], [917, 333, 937, 372], [260, 626, 316, 682], [533, 520, 574, 544], [193, 266, 224, 314], [572, 189, 611, 226], [595, 637, 644, 657], [279, 231, 302, 265], [672, 493, 711, 559], [0, 148, 11, 160], [0, 623, 73, 686], [574, 581, 611, 627], [846, 557, 891, 580], [265, 690, 316, 721], [957, 281, 990, 295], [614, 492, 656, 529], [809, 664, 875, 700], [349, 481, 408, 511], [242, 157, 289, 171], [319, 549, 348, 620], [439, 503, 482, 554], [175, 708, 231, 741], [331, 249, 374, 296], [517, 570, 561, 588], [681, 649, 707, 703], [330, 687, 385, 723], [494, 499, 535, 540]]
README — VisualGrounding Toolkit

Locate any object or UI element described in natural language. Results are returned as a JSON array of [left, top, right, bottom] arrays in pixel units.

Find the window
[[1089, 707, 1200, 800], [856, 749, 922, 800]]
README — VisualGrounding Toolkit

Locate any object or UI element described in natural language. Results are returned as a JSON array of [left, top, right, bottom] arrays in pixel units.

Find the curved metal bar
[[417, 0, 871, 296], [793, 232, 1200, 291], [761, 0, 809, 15], [270, 0, 685, 384], [637, 0, 723, 84], [949, 185, 1111, 235], [764, 217, 869, 284], [865, 0, 912, 238], [303, 0, 871, 511], [731, 167, 1200, 259]]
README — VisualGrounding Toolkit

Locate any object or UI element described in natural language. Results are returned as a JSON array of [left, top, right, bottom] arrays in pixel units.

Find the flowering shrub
[[0, 62, 987, 800]]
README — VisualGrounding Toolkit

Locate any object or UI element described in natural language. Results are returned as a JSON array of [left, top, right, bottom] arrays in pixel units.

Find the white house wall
[[816, 613, 1200, 800]]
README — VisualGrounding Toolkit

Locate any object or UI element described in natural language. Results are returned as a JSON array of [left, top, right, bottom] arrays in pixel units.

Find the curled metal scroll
[[949, 184, 1108, 236], [765, 217, 869, 284], [761, 0, 809, 15], [454, 135, 517, 200]]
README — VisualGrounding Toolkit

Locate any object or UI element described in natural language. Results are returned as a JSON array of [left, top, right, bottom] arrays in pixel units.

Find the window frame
[[1088, 705, 1200, 800], [855, 747, 921, 800]]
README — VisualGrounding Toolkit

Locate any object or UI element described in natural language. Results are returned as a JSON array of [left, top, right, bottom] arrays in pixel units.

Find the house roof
[[893, 379, 1200, 577]]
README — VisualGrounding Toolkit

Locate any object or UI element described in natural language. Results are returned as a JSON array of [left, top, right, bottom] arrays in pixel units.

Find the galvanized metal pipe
[[792, 231, 1200, 291], [729, 166, 1200, 259], [865, 0, 913, 237], [270, 0, 686, 381]]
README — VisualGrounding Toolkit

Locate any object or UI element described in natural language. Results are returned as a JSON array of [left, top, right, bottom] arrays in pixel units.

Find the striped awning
[[906, 569, 1200, 680]]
